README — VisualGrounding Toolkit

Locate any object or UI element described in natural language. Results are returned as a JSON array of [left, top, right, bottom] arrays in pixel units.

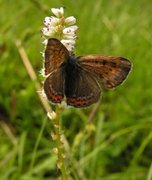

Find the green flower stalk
[[47, 110, 67, 180]]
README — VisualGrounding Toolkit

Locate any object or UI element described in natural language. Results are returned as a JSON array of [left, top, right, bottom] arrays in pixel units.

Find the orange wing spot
[[44, 85, 63, 103], [51, 95, 63, 103], [111, 68, 116, 74], [67, 97, 96, 107]]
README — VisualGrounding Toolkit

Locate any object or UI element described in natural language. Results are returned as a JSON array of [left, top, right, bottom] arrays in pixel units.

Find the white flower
[[44, 16, 60, 26], [65, 16, 76, 26], [63, 26, 78, 35], [42, 39, 48, 46], [42, 7, 78, 52], [42, 27, 55, 36], [51, 7, 64, 18], [43, 17, 52, 26], [47, 111, 57, 120], [61, 39, 75, 51], [61, 39, 75, 46]]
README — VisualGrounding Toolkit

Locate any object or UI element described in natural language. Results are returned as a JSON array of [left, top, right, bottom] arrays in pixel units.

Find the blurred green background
[[0, 0, 152, 179]]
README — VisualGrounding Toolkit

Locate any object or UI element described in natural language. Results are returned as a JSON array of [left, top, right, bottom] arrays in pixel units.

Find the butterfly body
[[43, 38, 131, 108]]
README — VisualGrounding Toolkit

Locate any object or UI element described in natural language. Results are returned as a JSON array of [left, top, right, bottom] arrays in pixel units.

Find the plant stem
[[52, 106, 67, 180]]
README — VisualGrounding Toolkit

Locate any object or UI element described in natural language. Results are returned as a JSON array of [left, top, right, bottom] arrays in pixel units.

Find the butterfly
[[43, 38, 131, 108]]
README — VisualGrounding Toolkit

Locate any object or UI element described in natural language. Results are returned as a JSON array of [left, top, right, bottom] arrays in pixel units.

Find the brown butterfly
[[43, 38, 131, 108]]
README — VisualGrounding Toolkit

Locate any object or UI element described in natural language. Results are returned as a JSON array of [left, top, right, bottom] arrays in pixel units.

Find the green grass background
[[0, 0, 152, 179]]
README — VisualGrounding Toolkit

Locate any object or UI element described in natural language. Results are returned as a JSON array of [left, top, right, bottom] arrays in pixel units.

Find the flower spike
[[42, 7, 78, 52]]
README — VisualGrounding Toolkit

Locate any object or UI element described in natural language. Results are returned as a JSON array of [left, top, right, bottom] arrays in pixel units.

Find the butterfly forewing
[[44, 38, 69, 103], [77, 55, 131, 89], [44, 38, 69, 75]]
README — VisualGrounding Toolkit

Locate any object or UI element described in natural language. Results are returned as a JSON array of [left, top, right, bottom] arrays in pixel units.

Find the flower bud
[[42, 27, 55, 36], [52, 148, 58, 154], [47, 111, 57, 120], [65, 16, 76, 26], [43, 17, 52, 26], [63, 26, 78, 35], [51, 7, 64, 18]]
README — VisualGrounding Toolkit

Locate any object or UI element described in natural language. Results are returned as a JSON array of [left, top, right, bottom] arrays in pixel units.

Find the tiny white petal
[[61, 39, 75, 45], [51, 7, 64, 18], [61, 39, 75, 51], [44, 16, 60, 27], [65, 16, 76, 26], [42, 27, 48, 34], [42, 27, 50, 36], [63, 34, 77, 40], [42, 39, 48, 45], [50, 16, 60, 25], [68, 25, 78, 31], [40, 51, 45, 57], [60, 7, 64, 15], [39, 68, 46, 77], [42, 27, 55, 36], [43, 16, 52, 26], [66, 45, 75, 52], [63, 31, 74, 37], [47, 111, 57, 120], [63, 29, 75, 36], [63, 26, 78, 35]]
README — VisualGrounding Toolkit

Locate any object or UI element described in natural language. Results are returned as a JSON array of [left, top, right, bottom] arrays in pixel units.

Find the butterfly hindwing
[[65, 65, 101, 107], [44, 38, 69, 75], [77, 55, 131, 89], [43, 67, 65, 104]]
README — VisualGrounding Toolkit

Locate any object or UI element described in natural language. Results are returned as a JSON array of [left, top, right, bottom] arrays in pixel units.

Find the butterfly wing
[[65, 65, 101, 108], [44, 67, 65, 103], [44, 38, 69, 103], [44, 38, 69, 75], [77, 55, 131, 89]]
